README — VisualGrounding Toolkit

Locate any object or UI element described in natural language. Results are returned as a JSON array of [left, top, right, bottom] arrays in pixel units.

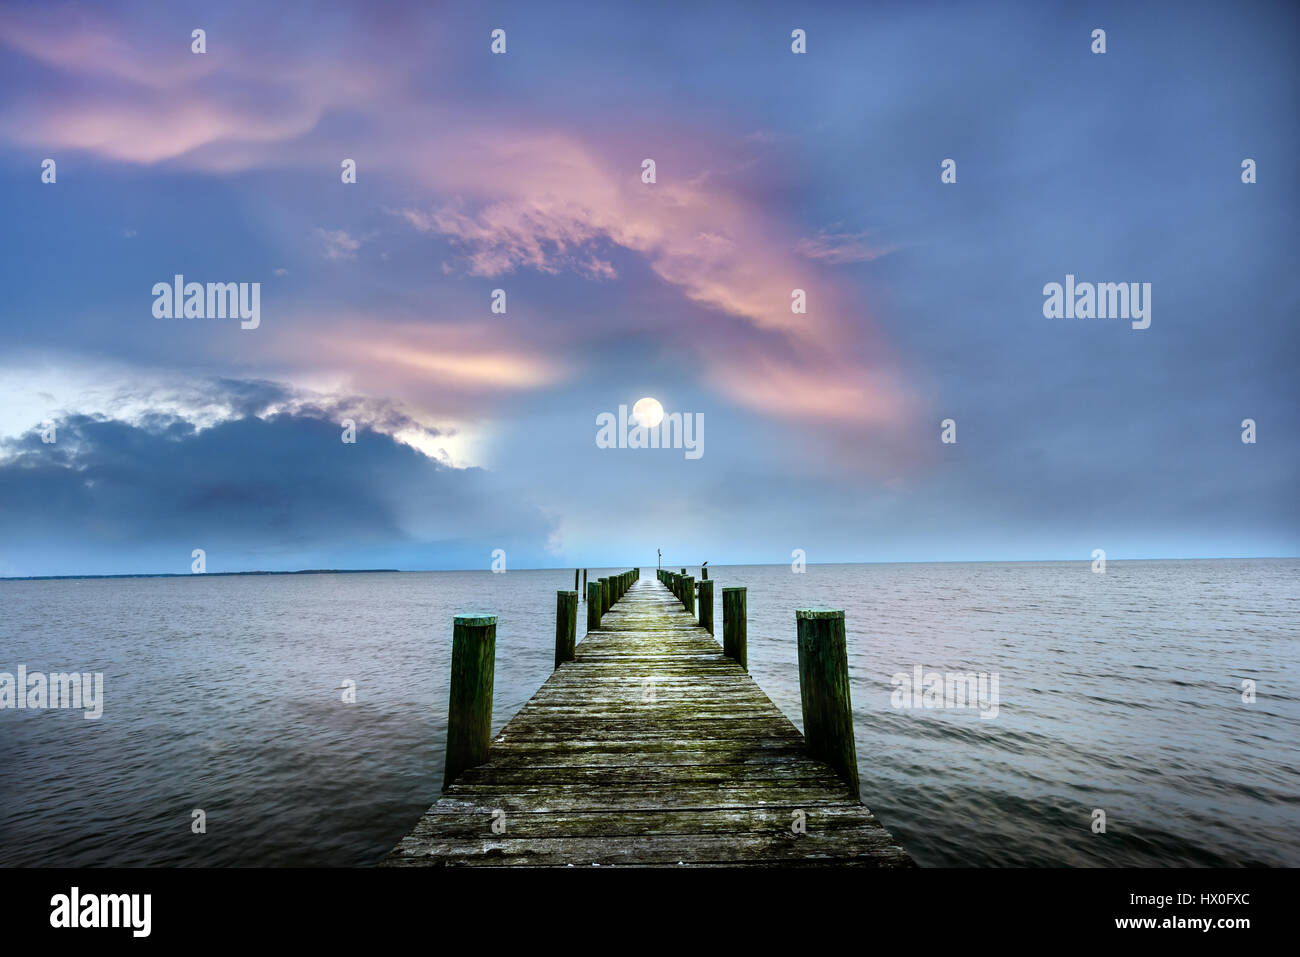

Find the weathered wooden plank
[[435, 783, 860, 810], [387, 833, 911, 867], [482, 746, 814, 766], [451, 764, 848, 786], [385, 573, 913, 867], [395, 803, 889, 838]]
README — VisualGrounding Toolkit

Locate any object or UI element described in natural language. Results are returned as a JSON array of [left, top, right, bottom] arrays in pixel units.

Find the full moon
[[632, 396, 664, 429]]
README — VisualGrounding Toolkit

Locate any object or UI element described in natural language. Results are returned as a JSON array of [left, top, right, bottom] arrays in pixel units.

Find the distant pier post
[[583, 568, 587, 599], [555, 591, 577, 668], [722, 587, 747, 670], [795, 609, 859, 796], [443, 614, 497, 788], [697, 579, 714, 635], [587, 581, 601, 630]]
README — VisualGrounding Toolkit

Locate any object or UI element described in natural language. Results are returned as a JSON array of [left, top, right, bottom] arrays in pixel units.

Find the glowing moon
[[632, 396, 664, 429]]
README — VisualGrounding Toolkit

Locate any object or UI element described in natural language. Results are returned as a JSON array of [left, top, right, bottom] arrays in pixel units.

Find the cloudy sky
[[0, 0, 1296, 576]]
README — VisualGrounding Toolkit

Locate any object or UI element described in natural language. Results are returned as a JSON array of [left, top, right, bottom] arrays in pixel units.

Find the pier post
[[587, 581, 601, 630], [795, 609, 859, 796], [574, 569, 579, 593], [555, 590, 577, 668], [583, 568, 587, 600], [600, 577, 610, 616], [722, 587, 747, 669], [682, 575, 695, 615], [697, 579, 714, 635], [443, 614, 497, 788]]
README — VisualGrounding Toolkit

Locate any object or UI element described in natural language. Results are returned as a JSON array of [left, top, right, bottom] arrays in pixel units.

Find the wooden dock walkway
[[385, 571, 912, 867]]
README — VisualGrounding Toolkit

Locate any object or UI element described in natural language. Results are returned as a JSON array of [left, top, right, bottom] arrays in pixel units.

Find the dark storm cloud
[[0, 403, 554, 575]]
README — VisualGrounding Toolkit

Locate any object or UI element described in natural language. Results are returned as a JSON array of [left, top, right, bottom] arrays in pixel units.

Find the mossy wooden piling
[[796, 609, 859, 796], [388, 571, 910, 867], [586, 581, 601, 630], [554, 590, 577, 668], [697, 578, 712, 634], [722, 586, 747, 671], [442, 614, 497, 789]]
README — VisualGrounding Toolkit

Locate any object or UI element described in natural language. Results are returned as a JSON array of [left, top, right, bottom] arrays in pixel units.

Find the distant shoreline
[[0, 569, 400, 582], [0, 556, 1293, 582]]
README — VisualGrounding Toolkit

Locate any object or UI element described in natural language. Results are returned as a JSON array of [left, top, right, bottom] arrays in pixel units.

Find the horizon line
[[3, 554, 1296, 582]]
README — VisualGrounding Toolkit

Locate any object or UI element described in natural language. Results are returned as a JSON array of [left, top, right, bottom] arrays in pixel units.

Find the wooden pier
[[385, 568, 912, 867]]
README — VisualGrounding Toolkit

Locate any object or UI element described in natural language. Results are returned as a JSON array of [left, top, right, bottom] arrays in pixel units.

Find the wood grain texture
[[386, 575, 911, 867], [554, 590, 577, 669], [442, 615, 496, 789]]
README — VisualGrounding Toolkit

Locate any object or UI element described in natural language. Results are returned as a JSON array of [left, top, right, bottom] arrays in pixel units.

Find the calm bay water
[[1, 559, 1296, 867]]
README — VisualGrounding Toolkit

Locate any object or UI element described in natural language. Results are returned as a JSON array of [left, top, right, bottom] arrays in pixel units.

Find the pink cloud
[[0, 8, 920, 442], [0, 6, 389, 165], [795, 229, 898, 265], [392, 128, 913, 425], [316, 228, 363, 261], [243, 313, 571, 422]]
